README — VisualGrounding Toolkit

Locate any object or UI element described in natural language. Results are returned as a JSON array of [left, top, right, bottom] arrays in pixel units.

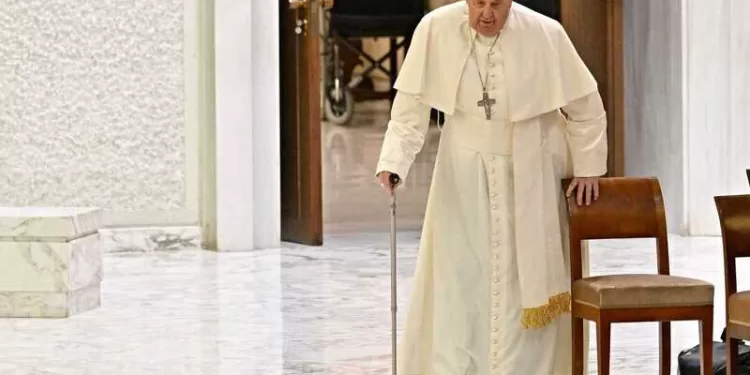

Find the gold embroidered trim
[[520, 292, 571, 329]]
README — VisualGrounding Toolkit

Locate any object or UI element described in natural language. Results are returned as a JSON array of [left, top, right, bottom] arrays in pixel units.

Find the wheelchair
[[322, 0, 425, 125]]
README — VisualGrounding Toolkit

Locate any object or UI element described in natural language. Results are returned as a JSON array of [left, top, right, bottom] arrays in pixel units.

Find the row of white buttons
[[487, 51, 504, 119], [488, 155, 503, 372]]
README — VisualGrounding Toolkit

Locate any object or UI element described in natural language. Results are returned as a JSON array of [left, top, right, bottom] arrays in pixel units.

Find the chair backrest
[[564, 177, 670, 280], [332, 0, 424, 16], [714, 194, 750, 295]]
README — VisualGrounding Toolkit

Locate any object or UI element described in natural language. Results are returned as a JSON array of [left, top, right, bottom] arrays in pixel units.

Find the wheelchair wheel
[[324, 88, 354, 125]]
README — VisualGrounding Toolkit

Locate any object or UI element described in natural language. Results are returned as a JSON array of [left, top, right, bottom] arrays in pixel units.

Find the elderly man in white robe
[[375, 0, 607, 374]]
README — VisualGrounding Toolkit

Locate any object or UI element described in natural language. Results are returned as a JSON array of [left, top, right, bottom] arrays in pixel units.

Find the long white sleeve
[[375, 91, 432, 181], [560, 91, 609, 177]]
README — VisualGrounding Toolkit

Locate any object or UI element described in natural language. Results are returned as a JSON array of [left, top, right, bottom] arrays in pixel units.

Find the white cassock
[[376, 2, 607, 375]]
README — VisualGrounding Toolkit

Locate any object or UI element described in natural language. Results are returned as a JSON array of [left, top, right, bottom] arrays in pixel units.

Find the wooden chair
[[564, 177, 714, 375], [715, 194, 750, 375]]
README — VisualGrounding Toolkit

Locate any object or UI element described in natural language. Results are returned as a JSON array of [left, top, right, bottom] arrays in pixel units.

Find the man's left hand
[[566, 177, 600, 206]]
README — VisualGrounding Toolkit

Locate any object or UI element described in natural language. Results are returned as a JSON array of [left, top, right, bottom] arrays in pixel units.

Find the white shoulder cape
[[395, 1, 598, 122]]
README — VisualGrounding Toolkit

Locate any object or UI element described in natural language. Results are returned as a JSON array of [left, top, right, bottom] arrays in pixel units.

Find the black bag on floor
[[678, 328, 750, 375]]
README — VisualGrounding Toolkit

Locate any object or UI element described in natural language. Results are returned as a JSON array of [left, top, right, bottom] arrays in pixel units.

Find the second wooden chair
[[715, 194, 750, 375]]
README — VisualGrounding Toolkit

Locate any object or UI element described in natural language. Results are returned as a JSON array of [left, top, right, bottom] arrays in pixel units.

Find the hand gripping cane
[[389, 173, 401, 375]]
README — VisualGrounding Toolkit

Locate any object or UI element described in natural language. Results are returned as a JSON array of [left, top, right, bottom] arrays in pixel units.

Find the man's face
[[467, 0, 512, 36]]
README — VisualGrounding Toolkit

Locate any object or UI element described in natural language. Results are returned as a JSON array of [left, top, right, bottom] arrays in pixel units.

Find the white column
[[683, 0, 730, 236], [208, 0, 281, 251], [684, 0, 750, 235], [624, 0, 750, 236], [250, 1, 281, 249], [623, 0, 686, 233]]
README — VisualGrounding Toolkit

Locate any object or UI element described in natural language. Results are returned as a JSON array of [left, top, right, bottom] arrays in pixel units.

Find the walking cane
[[388, 173, 401, 375]]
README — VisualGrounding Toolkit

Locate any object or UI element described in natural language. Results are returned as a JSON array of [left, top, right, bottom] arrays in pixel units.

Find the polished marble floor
[[0, 233, 747, 375], [2, 102, 746, 374]]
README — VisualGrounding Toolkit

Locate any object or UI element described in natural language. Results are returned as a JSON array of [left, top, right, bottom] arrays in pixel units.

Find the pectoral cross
[[477, 91, 496, 120]]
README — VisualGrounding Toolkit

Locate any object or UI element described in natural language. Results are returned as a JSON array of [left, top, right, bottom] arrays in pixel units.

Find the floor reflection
[[0, 101, 744, 375], [0, 234, 744, 374], [322, 100, 441, 234]]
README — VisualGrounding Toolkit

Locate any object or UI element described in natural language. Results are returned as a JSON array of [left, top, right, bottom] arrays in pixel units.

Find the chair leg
[[572, 316, 585, 375], [727, 337, 740, 375], [388, 37, 398, 103], [699, 316, 713, 375], [596, 319, 611, 375], [659, 321, 671, 375]]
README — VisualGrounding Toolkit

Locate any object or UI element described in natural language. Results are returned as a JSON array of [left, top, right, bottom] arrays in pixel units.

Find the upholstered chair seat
[[573, 274, 714, 309]]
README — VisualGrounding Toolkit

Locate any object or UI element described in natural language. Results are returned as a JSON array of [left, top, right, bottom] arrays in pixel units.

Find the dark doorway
[[515, 0, 560, 21]]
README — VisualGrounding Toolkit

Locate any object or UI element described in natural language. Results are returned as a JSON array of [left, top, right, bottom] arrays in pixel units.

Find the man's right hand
[[377, 171, 401, 196]]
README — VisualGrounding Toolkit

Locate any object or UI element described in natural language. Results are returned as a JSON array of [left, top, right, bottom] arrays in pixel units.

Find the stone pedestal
[[0, 207, 103, 318]]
